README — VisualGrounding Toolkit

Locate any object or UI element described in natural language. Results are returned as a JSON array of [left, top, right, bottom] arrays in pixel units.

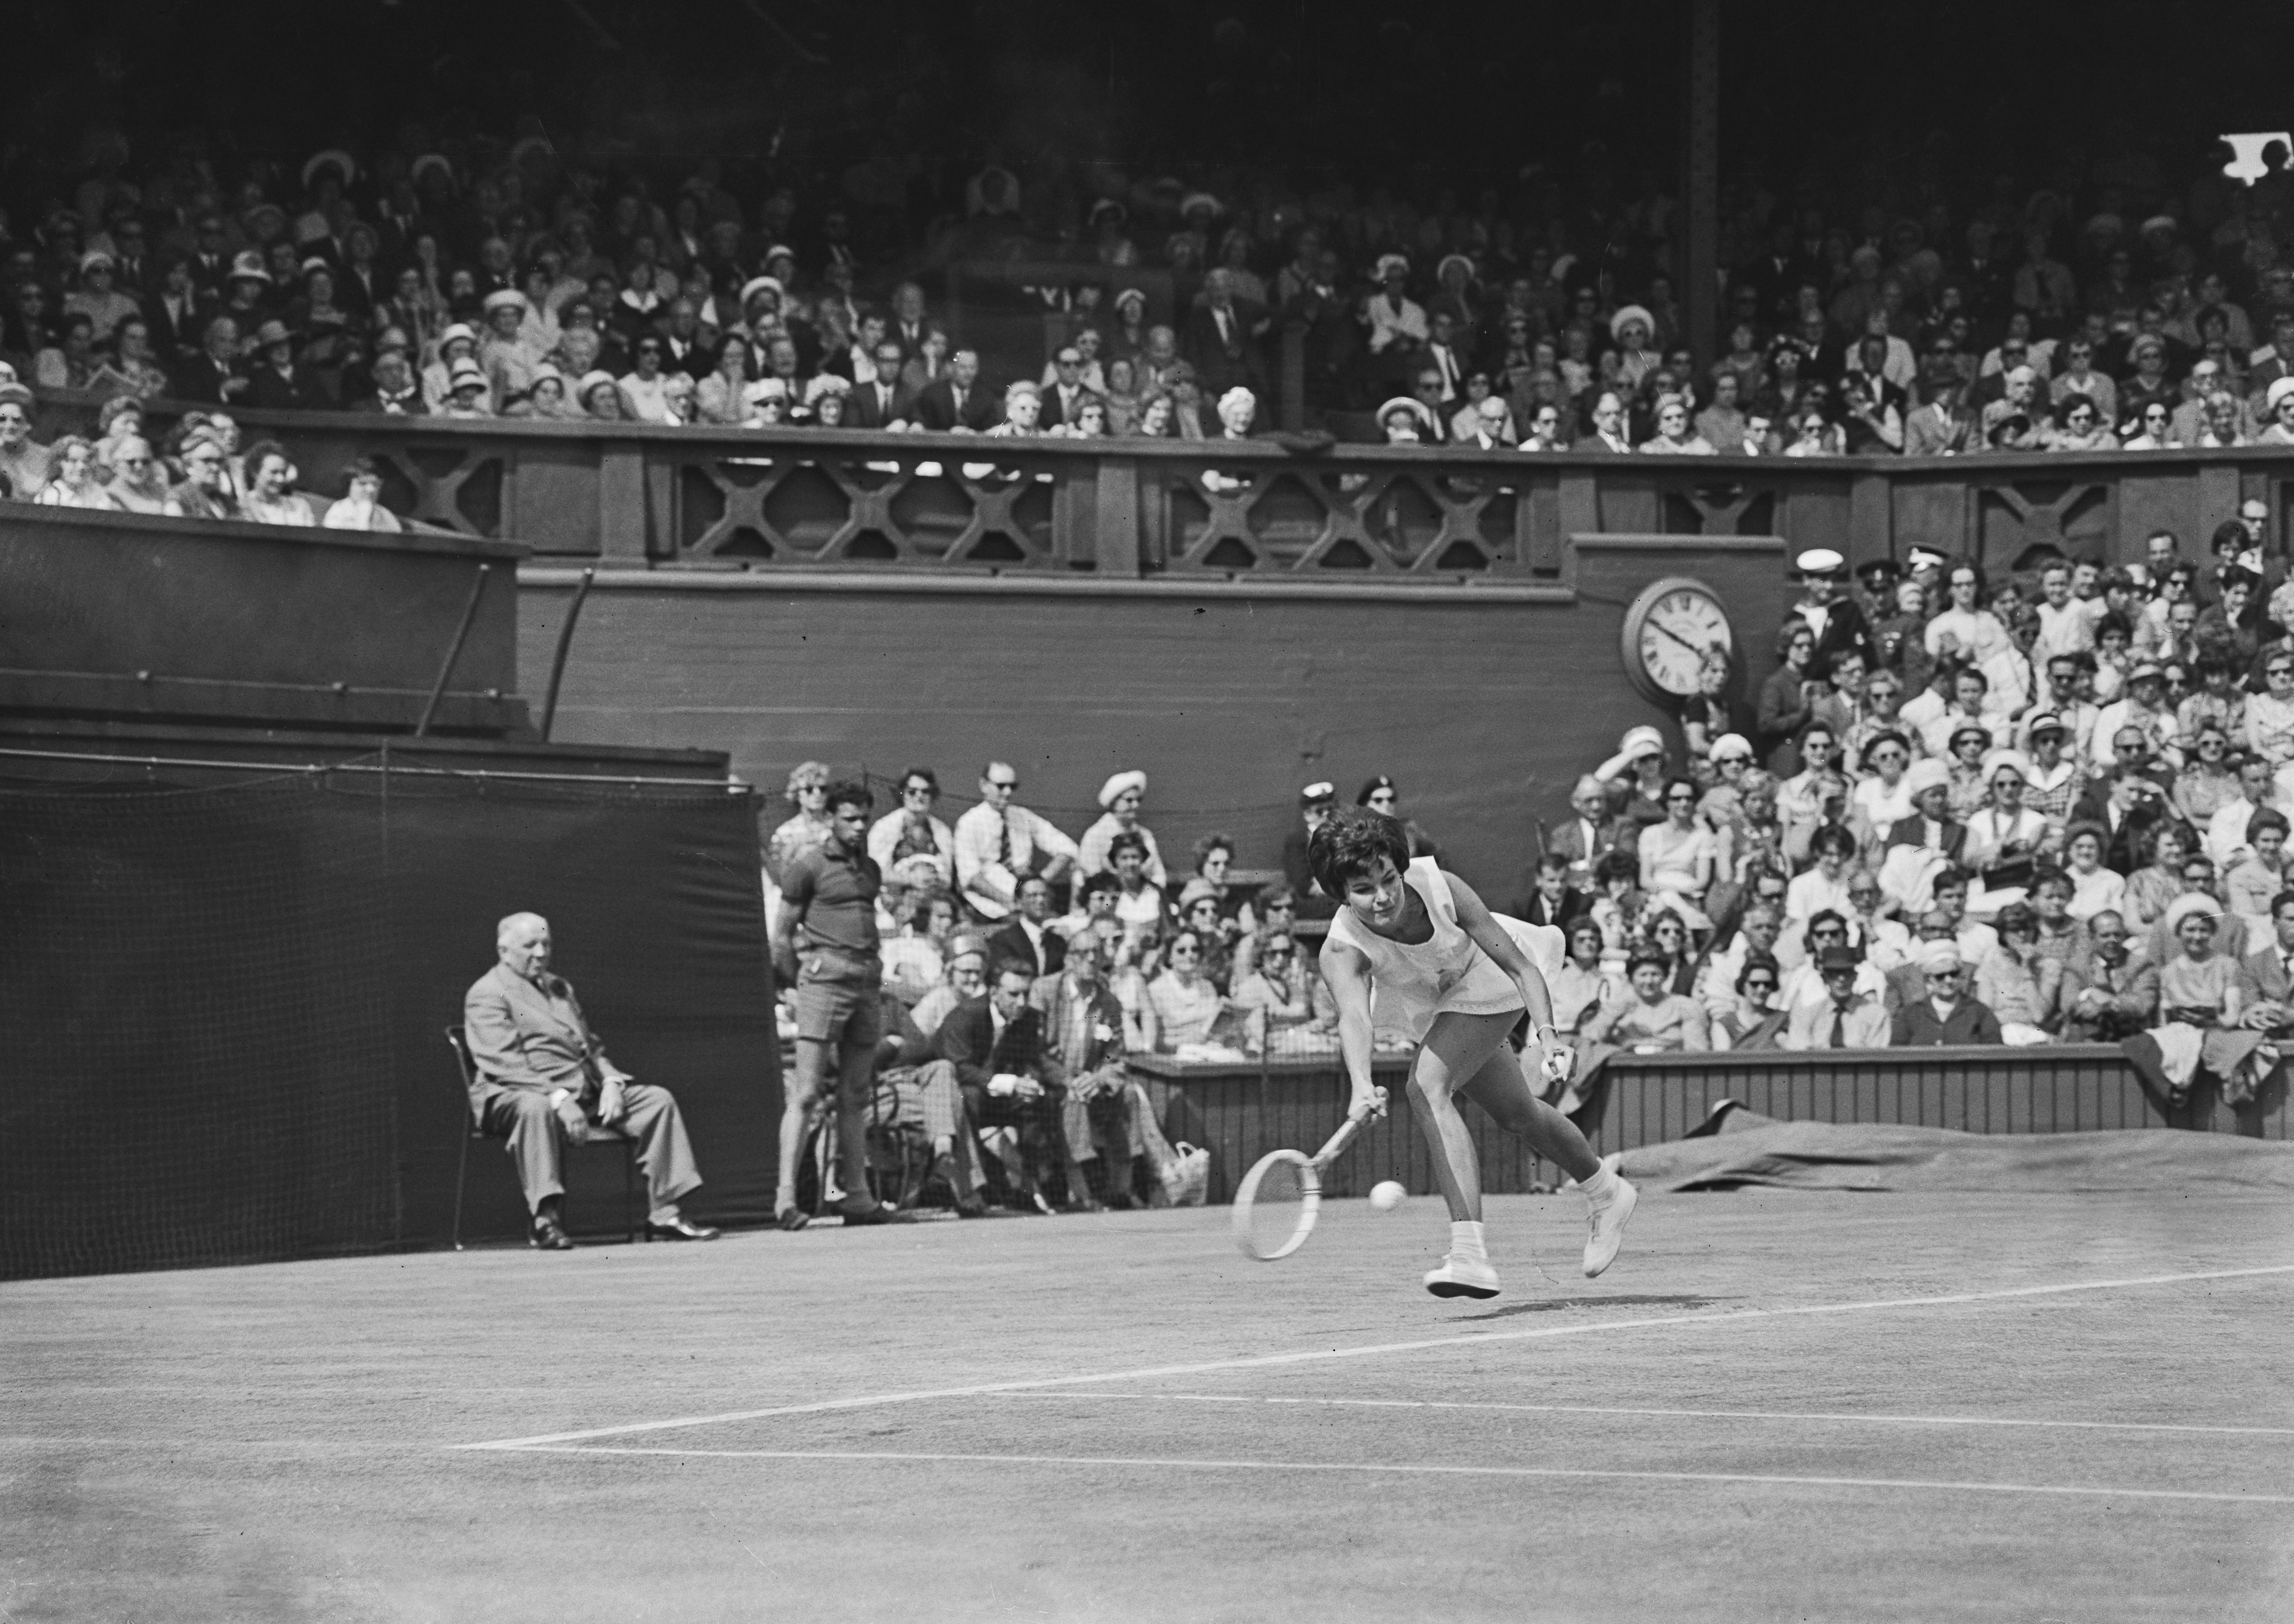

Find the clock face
[[1624, 578, 1734, 701]]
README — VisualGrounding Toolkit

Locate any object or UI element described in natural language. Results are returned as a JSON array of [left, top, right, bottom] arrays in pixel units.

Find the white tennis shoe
[[1582, 1162, 1638, 1278], [1423, 1253, 1500, 1299]]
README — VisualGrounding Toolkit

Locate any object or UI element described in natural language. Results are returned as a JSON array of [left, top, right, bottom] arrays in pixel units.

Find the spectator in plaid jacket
[[1036, 932, 1147, 1209]]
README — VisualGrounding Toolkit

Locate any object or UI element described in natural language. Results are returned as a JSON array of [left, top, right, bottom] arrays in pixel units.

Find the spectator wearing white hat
[[2259, 377, 2294, 446], [1077, 771, 1167, 885], [1595, 724, 1673, 836], [1362, 255, 1426, 355], [1605, 305, 1660, 395], [440, 359, 497, 419], [1789, 547, 1874, 678], [479, 290, 541, 411], [422, 323, 482, 414], [64, 251, 141, 341]]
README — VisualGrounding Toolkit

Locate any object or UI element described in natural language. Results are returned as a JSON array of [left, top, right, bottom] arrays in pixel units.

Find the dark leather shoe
[[839, 1203, 912, 1226], [648, 1215, 719, 1241], [530, 1216, 574, 1250], [953, 1194, 989, 1218], [1104, 1191, 1136, 1211], [775, 1207, 810, 1232]]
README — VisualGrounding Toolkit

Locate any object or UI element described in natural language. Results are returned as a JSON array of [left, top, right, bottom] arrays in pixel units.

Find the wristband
[[1534, 1023, 1561, 1039]]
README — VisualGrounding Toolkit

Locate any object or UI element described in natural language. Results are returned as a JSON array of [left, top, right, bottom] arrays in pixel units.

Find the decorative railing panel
[[31, 391, 2294, 585]]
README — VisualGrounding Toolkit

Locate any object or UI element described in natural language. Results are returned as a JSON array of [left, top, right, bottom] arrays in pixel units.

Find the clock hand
[[1646, 621, 1710, 658]]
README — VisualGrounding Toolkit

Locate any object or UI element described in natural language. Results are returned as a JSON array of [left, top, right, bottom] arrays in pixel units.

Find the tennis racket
[[1231, 1087, 1388, 1261]]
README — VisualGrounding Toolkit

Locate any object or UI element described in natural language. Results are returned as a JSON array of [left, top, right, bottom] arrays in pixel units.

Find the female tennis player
[[1313, 805, 1637, 1299]]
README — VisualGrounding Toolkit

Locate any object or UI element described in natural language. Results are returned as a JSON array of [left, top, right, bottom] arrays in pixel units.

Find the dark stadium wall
[[0, 774, 778, 1279], [380, 780, 781, 1247], [519, 539, 1791, 902]]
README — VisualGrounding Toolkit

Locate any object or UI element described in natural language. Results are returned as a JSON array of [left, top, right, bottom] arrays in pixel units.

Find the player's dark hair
[[1308, 804, 1411, 897], [823, 778, 873, 815]]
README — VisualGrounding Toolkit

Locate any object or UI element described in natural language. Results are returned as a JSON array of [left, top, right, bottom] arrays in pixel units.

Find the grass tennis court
[[5, 1185, 2289, 1621]]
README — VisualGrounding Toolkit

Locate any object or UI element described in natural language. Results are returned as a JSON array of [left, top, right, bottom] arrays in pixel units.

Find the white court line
[[492, 1444, 2294, 1506], [454, 1262, 2294, 1451], [986, 1392, 2294, 1439]]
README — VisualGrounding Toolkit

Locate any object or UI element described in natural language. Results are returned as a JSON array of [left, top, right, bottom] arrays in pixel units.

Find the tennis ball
[[1368, 1180, 1405, 1211]]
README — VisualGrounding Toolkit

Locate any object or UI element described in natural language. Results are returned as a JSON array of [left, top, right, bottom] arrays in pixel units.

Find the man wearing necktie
[[849, 339, 909, 429], [1787, 945, 1891, 1049], [953, 761, 1080, 921]]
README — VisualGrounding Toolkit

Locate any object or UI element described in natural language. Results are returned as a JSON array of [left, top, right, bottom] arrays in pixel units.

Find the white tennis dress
[[1326, 857, 1565, 1043]]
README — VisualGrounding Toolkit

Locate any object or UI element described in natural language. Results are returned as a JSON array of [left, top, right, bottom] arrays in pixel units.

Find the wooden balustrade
[[34, 392, 2294, 586]]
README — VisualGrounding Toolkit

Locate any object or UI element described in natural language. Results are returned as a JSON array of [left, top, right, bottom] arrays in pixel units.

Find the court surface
[[4, 1186, 2290, 1622]]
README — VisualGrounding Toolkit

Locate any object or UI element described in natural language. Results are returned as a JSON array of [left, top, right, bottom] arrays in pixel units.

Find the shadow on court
[[1447, 1292, 1728, 1321]]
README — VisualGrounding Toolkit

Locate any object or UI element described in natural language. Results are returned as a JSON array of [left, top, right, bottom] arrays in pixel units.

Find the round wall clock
[[1619, 576, 1735, 706]]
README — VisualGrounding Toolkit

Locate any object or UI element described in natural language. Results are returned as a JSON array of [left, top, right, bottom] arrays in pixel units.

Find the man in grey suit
[[463, 912, 717, 1249]]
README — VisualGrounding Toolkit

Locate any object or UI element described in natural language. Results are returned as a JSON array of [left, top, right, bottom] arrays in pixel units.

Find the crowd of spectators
[[7, 107, 2294, 473], [1539, 527, 2294, 1121], [759, 763, 1463, 1214], [765, 762, 1440, 1062]]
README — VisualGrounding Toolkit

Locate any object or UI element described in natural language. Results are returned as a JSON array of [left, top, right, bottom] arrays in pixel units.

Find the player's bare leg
[[1406, 1009, 1517, 1298], [1460, 1047, 1638, 1277]]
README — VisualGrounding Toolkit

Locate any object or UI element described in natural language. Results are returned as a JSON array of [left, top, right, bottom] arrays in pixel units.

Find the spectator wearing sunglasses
[[101, 435, 170, 513], [954, 760, 1078, 922], [2122, 398, 2177, 449], [1232, 930, 1336, 1050], [1710, 952, 1787, 1051], [868, 767, 955, 889]]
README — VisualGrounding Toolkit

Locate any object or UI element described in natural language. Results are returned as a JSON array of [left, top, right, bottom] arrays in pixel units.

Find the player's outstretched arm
[[1318, 935, 1385, 1120]]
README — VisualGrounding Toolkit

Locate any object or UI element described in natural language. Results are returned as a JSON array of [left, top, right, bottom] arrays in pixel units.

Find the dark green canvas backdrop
[[0, 770, 778, 1280]]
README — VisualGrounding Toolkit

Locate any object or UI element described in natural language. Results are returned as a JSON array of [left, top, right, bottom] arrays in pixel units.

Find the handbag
[[1161, 1141, 1211, 1207]]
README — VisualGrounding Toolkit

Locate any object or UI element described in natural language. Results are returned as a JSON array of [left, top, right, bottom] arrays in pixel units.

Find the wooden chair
[[445, 1026, 642, 1250]]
